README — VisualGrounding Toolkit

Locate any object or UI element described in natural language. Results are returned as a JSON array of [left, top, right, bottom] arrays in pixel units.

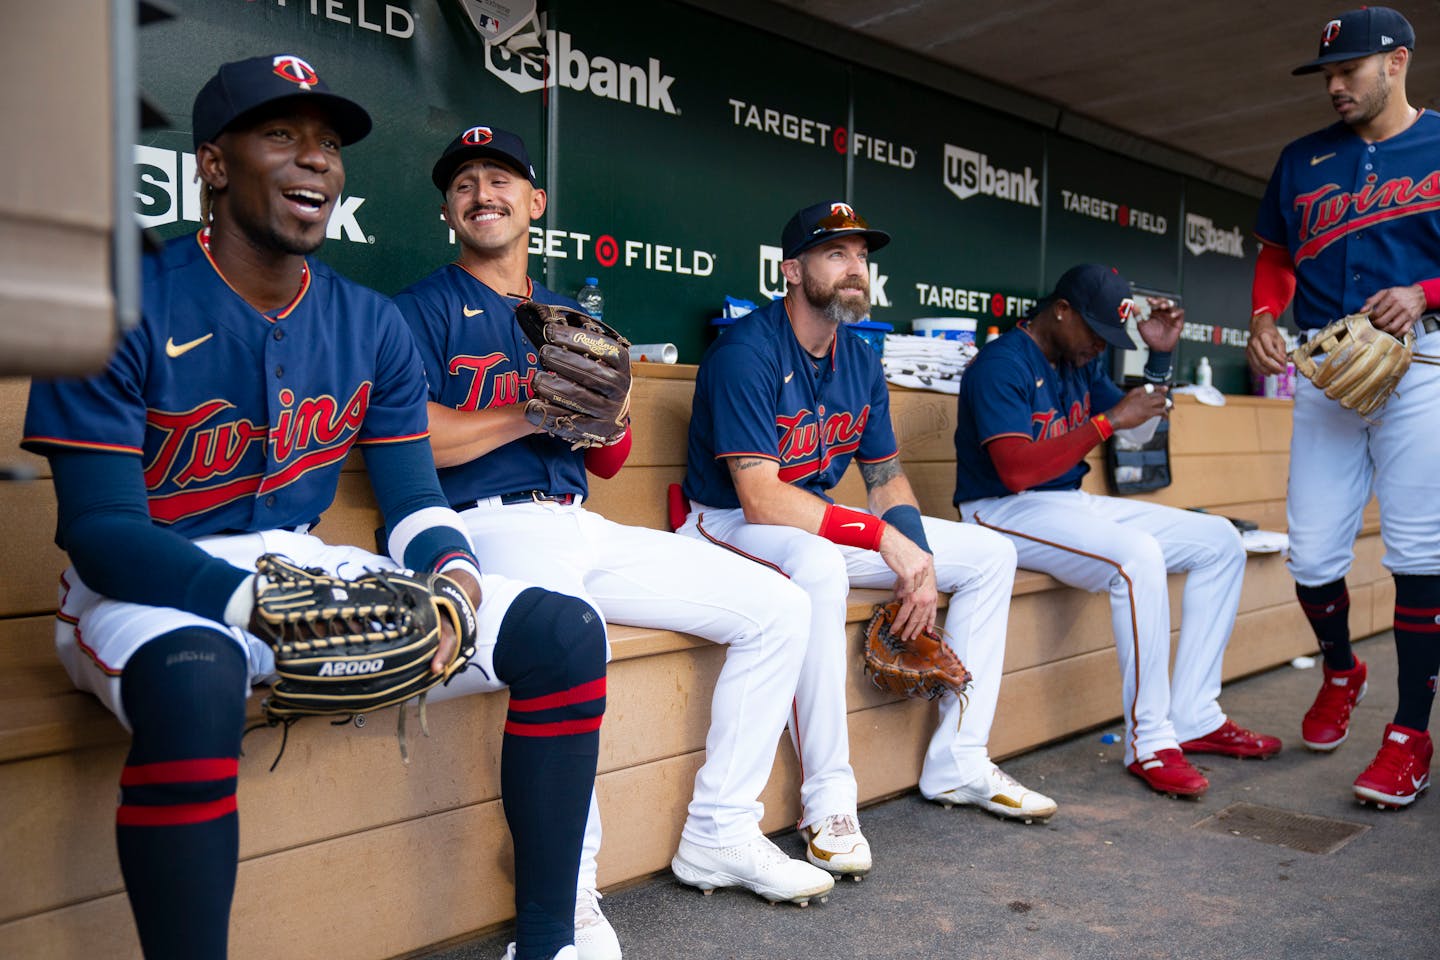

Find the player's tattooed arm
[[859, 457, 903, 491], [725, 455, 829, 531]]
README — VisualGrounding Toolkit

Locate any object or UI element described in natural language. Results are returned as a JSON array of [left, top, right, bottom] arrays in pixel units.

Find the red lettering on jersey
[[145, 400, 242, 489], [777, 411, 819, 462], [1292, 170, 1440, 261], [173, 419, 268, 487], [450, 354, 509, 410]]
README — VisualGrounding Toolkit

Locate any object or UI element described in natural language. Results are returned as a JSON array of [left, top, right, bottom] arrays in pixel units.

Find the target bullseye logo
[[595, 235, 620, 268]]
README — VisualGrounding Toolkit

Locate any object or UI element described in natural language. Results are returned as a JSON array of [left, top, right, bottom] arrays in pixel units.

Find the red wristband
[[1092, 414, 1114, 441], [1420, 278, 1440, 310], [819, 503, 886, 551]]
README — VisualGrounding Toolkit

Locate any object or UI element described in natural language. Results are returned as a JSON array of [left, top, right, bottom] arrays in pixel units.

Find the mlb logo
[[758, 245, 787, 300], [477, 13, 501, 35]]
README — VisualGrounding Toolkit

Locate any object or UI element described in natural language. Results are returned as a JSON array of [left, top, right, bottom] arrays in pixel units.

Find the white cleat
[[672, 835, 835, 905], [573, 888, 622, 960], [501, 946, 579, 960], [803, 813, 872, 879], [928, 763, 1058, 824]]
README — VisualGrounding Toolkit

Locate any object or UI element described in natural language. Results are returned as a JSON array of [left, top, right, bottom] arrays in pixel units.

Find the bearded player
[[1248, 6, 1440, 809], [395, 127, 835, 950], [680, 202, 1056, 844], [23, 57, 604, 960]]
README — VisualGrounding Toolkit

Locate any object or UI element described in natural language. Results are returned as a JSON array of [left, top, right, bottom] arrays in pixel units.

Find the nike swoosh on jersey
[[462, 305, 484, 317], [165, 333, 214, 358], [1310, 152, 1337, 166], [1035, 378, 1045, 388], [784, 371, 795, 383]]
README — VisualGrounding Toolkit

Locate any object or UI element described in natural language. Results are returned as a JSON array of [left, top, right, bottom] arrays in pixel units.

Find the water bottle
[[985, 325, 1002, 344], [577, 277, 605, 321], [1196, 356, 1213, 389]]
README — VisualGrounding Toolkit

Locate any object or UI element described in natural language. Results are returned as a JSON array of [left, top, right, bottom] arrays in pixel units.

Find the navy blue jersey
[[1255, 110, 1440, 329], [23, 231, 429, 535], [953, 326, 1123, 503], [394, 265, 586, 504], [684, 297, 898, 509]]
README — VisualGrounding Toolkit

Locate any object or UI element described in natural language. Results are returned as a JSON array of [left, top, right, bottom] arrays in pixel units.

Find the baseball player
[[22, 57, 604, 960], [394, 127, 835, 947], [955, 264, 1284, 798], [1248, 7, 1440, 808], [680, 202, 1056, 837]]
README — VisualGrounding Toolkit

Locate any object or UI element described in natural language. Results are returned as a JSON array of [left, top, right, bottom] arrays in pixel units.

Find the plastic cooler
[[912, 317, 978, 342]]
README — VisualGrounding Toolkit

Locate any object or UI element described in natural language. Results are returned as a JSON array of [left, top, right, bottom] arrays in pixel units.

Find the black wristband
[[881, 504, 932, 554]]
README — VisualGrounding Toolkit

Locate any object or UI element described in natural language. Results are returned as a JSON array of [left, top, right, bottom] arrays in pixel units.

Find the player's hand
[[434, 569, 482, 674], [879, 527, 938, 641], [1247, 312, 1290, 376], [1361, 284, 1427, 335], [1136, 297, 1184, 353], [1105, 385, 1170, 430]]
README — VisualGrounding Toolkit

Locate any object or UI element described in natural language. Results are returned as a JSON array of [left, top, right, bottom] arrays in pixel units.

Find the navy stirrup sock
[[1297, 579, 1355, 672], [1393, 575, 1440, 732], [493, 589, 607, 960], [117, 629, 247, 960]]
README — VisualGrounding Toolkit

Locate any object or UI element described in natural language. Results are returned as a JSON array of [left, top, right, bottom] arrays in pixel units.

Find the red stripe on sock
[[116, 795, 237, 827], [1394, 619, 1440, 633], [120, 758, 239, 786], [508, 677, 606, 713], [504, 716, 604, 737], [1395, 604, 1440, 618], [1299, 597, 1349, 616]]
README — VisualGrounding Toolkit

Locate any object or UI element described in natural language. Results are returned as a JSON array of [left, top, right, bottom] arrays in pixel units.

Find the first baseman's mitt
[[248, 554, 479, 722], [863, 601, 973, 702], [1291, 312, 1414, 417], [515, 301, 632, 449]]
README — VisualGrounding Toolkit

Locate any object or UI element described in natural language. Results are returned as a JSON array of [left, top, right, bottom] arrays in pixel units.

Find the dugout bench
[[0, 369, 1393, 960]]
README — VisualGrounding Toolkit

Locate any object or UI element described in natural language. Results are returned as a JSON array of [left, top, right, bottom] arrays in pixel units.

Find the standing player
[[394, 127, 835, 945], [680, 202, 1056, 838], [954, 264, 1282, 799], [1248, 6, 1440, 808], [22, 57, 605, 960]]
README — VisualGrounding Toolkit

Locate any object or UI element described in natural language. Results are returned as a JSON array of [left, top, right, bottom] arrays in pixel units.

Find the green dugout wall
[[134, 0, 1277, 394]]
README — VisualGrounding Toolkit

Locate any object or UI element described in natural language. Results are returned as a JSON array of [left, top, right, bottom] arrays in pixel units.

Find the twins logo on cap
[[1118, 299, 1134, 322], [1322, 19, 1343, 46], [272, 55, 319, 89], [463, 126, 494, 146], [830, 202, 856, 219]]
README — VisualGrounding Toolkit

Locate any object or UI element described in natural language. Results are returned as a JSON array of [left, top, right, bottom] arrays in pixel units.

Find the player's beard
[[804, 273, 870, 326], [1335, 68, 1390, 127]]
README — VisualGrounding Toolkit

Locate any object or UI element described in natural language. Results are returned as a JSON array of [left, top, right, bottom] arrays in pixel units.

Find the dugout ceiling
[[130, 0, 1440, 394]]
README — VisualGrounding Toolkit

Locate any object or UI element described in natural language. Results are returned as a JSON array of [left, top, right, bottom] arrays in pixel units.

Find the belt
[[453, 490, 579, 510], [1299, 313, 1440, 343]]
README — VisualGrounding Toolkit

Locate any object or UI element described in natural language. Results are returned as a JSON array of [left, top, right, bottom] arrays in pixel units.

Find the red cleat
[[1180, 718, 1283, 759], [1353, 723, 1432, 810], [1302, 658, 1367, 751], [1127, 748, 1209, 798]]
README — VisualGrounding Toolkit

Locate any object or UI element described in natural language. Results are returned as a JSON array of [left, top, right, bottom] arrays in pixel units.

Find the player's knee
[[1112, 535, 1166, 591], [786, 538, 848, 602], [494, 587, 607, 714], [120, 628, 247, 765]]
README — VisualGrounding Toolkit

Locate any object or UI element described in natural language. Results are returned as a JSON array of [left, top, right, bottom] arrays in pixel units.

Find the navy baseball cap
[[191, 54, 371, 150], [431, 125, 538, 192], [1293, 7, 1415, 75], [1042, 264, 1137, 350], [781, 201, 891, 260]]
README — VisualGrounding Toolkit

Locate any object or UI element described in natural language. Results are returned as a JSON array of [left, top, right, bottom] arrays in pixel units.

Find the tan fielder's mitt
[[515, 300, 632, 449], [1291, 312, 1413, 417], [863, 601, 972, 702]]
